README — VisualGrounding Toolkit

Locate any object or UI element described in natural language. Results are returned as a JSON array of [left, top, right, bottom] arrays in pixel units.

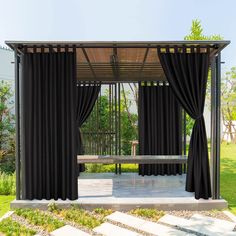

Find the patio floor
[[78, 172, 192, 198], [76, 173, 227, 211]]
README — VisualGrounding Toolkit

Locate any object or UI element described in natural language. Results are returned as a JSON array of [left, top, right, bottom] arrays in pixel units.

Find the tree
[[81, 88, 138, 155], [184, 19, 223, 40], [221, 67, 236, 143], [184, 19, 223, 137], [0, 80, 15, 173]]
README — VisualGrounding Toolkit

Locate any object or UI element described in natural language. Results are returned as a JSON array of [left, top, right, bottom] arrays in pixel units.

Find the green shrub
[[0, 217, 36, 236], [86, 164, 105, 173], [0, 155, 15, 174], [0, 172, 16, 195], [85, 163, 137, 173]]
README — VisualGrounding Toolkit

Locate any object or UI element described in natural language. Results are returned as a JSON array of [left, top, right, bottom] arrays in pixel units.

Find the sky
[[0, 0, 235, 73]]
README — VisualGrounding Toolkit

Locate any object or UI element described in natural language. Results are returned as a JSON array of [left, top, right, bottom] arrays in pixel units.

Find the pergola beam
[[81, 48, 96, 79], [110, 48, 120, 79], [139, 48, 149, 73]]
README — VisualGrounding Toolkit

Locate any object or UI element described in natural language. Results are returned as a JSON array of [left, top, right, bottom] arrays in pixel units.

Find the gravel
[[166, 210, 234, 222]]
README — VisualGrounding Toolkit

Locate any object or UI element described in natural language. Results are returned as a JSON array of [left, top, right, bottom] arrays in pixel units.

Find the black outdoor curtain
[[76, 82, 101, 172], [158, 47, 211, 199], [21, 50, 78, 200], [138, 82, 182, 176]]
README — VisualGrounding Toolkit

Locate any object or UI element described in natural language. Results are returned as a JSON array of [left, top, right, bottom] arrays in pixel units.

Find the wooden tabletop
[[77, 155, 187, 164]]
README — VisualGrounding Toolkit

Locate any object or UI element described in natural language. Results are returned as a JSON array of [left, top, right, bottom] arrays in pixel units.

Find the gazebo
[[6, 40, 230, 210]]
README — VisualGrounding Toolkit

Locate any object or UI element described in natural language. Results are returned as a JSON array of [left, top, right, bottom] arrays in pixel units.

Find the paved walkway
[[49, 211, 236, 236]]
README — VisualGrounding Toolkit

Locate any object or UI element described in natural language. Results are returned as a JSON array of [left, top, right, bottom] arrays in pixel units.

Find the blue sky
[[0, 0, 235, 73]]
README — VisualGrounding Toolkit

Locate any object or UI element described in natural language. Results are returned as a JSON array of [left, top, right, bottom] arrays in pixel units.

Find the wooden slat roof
[[6, 41, 230, 82]]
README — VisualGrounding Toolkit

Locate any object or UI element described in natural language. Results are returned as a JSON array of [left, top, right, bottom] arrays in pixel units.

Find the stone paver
[[106, 211, 146, 228], [50, 225, 91, 236], [93, 222, 141, 236], [140, 221, 193, 236], [223, 211, 236, 223], [159, 214, 236, 236], [0, 211, 14, 222], [190, 214, 236, 234], [106, 211, 193, 236]]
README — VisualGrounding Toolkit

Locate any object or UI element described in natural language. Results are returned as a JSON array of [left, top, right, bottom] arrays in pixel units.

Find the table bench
[[77, 155, 187, 174]]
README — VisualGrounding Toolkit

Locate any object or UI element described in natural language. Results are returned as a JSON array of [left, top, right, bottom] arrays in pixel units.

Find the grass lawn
[[0, 195, 15, 217], [220, 142, 236, 214]]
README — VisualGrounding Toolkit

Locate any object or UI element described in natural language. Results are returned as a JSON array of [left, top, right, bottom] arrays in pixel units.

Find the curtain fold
[[22, 51, 78, 200], [76, 83, 101, 172], [158, 48, 211, 199], [138, 83, 182, 176]]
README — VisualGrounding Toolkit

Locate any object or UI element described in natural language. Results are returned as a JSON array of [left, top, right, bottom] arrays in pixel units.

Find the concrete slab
[[106, 211, 192, 235], [93, 222, 141, 236], [223, 211, 236, 223], [10, 173, 228, 211], [159, 214, 236, 236], [141, 221, 193, 236], [158, 214, 191, 228], [50, 225, 91, 236], [106, 211, 146, 228], [190, 214, 236, 234]]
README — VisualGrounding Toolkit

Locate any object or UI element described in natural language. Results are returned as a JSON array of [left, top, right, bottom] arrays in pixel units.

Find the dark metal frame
[[211, 53, 221, 199], [11, 41, 228, 200], [14, 47, 20, 200]]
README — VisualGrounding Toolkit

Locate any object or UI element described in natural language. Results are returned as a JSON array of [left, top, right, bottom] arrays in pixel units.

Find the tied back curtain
[[22, 51, 78, 200], [76, 83, 101, 172], [158, 47, 211, 199], [138, 83, 182, 176]]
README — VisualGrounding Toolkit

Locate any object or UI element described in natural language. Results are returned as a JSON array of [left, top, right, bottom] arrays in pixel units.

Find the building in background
[[0, 46, 14, 81]]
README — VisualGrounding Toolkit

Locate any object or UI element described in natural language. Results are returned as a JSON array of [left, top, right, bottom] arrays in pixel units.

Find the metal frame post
[[183, 110, 187, 173], [14, 47, 21, 200], [211, 53, 221, 199]]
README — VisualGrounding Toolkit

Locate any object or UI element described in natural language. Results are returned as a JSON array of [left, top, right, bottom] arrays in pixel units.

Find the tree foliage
[[0, 80, 15, 173], [81, 87, 138, 155], [221, 67, 236, 143], [184, 19, 223, 40]]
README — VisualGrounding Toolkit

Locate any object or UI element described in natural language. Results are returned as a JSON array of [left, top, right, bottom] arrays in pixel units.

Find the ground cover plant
[[15, 208, 64, 232], [48, 204, 104, 229], [0, 217, 36, 236], [130, 208, 165, 221]]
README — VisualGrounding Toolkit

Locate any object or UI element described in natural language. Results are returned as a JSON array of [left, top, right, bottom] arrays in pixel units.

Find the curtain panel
[[21, 51, 78, 200], [76, 83, 101, 172], [158, 47, 211, 199], [138, 83, 182, 176]]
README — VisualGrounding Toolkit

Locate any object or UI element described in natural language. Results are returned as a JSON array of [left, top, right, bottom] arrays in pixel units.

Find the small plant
[[93, 208, 113, 217], [0, 172, 16, 195], [55, 208, 103, 229], [130, 208, 165, 221], [15, 208, 64, 232], [0, 217, 36, 236], [48, 202, 59, 213]]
